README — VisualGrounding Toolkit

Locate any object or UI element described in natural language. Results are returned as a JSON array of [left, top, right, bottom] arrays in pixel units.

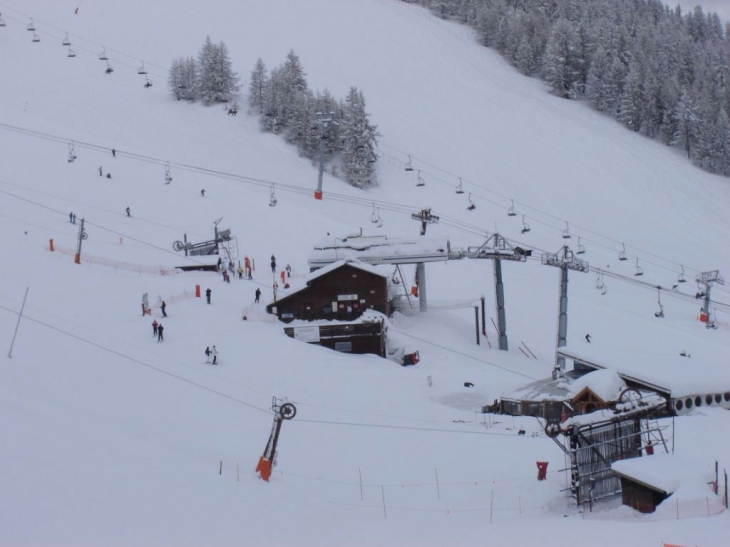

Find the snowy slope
[[0, 1, 729, 546]]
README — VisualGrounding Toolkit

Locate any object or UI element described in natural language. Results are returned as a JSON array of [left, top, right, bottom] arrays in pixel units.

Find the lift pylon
[[465, 233, 531, 351], [256, 398, 297, 482], [541, 246, 588, 375]]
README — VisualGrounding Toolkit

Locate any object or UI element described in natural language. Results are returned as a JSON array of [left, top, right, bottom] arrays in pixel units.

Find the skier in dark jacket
[[152, 319, 158, 336], [270, 255, 276, 273], [255, 288, 261, 303], [206, 288, 212, 304], [161, 301, 167, 317], [157, 323, 164, 342]]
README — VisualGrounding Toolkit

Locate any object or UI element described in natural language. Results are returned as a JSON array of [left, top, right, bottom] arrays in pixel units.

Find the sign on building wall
[[293, 326, 320, 343]]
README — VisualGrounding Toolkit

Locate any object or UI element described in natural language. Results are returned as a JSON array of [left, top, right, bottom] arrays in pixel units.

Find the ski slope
[[0, 1, 729, 545]]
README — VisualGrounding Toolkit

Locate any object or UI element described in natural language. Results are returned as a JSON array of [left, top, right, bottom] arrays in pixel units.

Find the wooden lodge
[[283, 317, 386, 357], [266, 259, 390, 323]]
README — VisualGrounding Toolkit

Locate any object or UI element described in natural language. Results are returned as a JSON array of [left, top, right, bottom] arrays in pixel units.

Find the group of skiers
[[204, 346, 219, 365]]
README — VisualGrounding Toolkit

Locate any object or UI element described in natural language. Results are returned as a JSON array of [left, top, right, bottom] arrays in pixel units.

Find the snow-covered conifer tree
[[340, 87, 379, 188]]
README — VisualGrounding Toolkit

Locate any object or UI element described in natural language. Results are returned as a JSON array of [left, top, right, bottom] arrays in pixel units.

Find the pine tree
[[341, 87, 379, 188], [197, 37, 240, 105], [248, 58, 268, 113]]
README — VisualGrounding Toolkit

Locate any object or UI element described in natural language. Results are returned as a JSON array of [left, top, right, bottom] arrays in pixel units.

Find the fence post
[[49, 239, 54, 252]]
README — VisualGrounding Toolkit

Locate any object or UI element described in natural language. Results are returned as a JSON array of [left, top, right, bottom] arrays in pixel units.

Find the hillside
[[0, 1, 729, 546]]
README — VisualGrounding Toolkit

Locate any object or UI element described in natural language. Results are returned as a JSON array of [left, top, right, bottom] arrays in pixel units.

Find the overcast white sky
[[676, 0, 730, 22]]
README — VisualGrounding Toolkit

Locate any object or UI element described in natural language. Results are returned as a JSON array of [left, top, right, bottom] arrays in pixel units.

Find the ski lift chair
[[654, 287, 664, 317], [0, 14, 7, 27], [164, 163, 172, 184], [67, 142, 77, 163], [105, 63, 114, 74], [144, 77, 153, 88], [405, 155, 414, 172], [269, 186, 277, 207], [576, 237, 585, 255], [521, 215, 531, 233], [677, 265, 686, 283], [416, 170, 425, 187], [27, 18, 35, 31], [99, 47, 108, 61], [634, 259, 643, 276], [370, 204, 379, 224], [138, 61, 147, 75], [619, 243, 628, 261], [67, 47, 76, 58], [467, 193, 476, 211], [62, 33, 71, 46], [32, 32, 40, 43], [507, 199, 517, 216], [562, 221, 571, 239], [455, 177, 465, 194]]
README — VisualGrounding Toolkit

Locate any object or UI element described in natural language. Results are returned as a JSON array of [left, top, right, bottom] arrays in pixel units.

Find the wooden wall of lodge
[[269, 265, 389, 322]]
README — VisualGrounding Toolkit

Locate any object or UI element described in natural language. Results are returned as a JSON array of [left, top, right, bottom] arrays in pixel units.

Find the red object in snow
[[536, 461, 548, 481]]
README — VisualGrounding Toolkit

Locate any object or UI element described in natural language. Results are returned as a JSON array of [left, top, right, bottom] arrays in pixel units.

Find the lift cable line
[[0, 303, 537, 439], [0, 6, 715, 280], [0, 122, 722, 292], [378, 143, 710, 276]]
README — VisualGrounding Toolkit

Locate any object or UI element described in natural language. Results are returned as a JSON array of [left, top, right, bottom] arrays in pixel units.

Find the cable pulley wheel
[[279, 403, 297, 420]]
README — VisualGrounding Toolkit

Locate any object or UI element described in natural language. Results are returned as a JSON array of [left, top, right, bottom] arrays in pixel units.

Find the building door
[[304, 303, 314, 321]]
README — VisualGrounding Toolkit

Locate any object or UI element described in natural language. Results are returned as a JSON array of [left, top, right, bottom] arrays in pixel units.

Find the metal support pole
[[702, 289, 711, 318], [556, 265, 569, 371], [184, 234, 188, 257], [315, 112, 334, 199], [316, 127, 326, 198], [474, 306, 480, 345], [74, 218, 85, 264], [417, 262, 427, 312], [481, 296, 486, 336], [7, 287, 30, 358], [494, 259, 508, 350]]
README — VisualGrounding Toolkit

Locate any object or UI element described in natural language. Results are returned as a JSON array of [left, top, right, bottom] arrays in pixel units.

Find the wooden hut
[[267, 259, 390, 323]]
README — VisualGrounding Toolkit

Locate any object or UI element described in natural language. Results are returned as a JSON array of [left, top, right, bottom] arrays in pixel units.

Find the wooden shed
[[267, 259, 390, 323], [283, 315, 386, 357]]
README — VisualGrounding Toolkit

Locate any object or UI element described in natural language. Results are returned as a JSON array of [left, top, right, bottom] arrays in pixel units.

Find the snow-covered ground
[[0, 1, 729, 545]]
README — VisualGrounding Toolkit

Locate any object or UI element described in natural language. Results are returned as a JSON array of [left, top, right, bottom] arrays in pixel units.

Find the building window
[[706, 394, 713, 405], [685, 398, 693, 409], [334, 341, 352, 353], [695, 396, 702, 407], [675, 399, 683, 411]]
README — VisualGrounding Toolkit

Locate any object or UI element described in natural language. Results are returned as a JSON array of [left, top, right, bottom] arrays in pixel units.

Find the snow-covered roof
[[612, 455, 715, 497], [558, 346, 730, 399], [283, 309, 388, 328], [569, 369, 626, 403], [266, 258, 389, 307], [501, 369, 625, 403], [308, 234, 450, 268], [306, 257, 389, 281]]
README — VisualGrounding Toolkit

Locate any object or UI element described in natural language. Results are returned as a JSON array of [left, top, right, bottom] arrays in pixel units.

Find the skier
[[152, 319, 158, 337], [217, 257, 222, 271], [99, 166, 103, 176], [255, 288, 261, 303], [585, 334, 591, 343], [270, 255, 276, 273], [126, 207, 131, 217], [161, 300, 167, 317], [106, 173, 112, 179], [72, 213, 76, 224], [205, 346, 211, 363], [201, 189, 205, 197], [211, 346, 218, 365], [206, 288, 212, 304], [237, 266, 243, 280], [157, 323, 164, 342], [285, 264, 291, 278], [69, 212, 73, 223], [111, 148, 116, 157]]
